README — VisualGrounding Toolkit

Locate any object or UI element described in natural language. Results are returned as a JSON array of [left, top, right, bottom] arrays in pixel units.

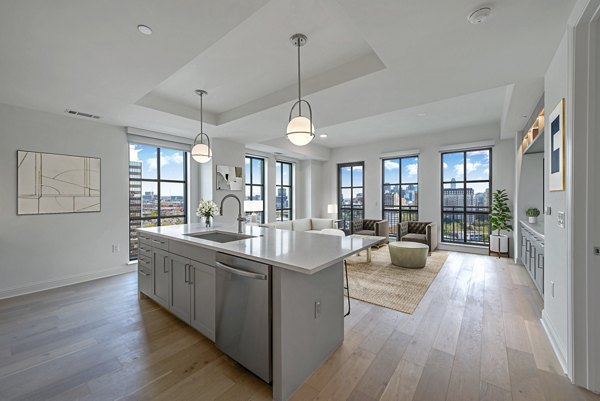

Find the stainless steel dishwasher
[[215, 253, 272, 383]]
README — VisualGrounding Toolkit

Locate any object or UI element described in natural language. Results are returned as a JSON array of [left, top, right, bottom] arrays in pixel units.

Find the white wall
[[200, 138, 247, 226], [518, 153, 544, 224], [541, 32, 570, 369], [0, 102, 131, 298], [320, 123, 515, 253]]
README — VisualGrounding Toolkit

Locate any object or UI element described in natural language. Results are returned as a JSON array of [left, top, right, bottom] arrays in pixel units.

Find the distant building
[[129, 161, 142, 260]]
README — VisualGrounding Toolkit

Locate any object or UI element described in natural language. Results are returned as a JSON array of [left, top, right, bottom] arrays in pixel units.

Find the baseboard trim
[[0, 263, 138, 300], [541, 310, 568, 375], [437, 243, 488, 255]]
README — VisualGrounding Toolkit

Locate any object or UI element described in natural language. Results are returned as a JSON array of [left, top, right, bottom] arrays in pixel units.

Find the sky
[[130, 144, 186, 197]]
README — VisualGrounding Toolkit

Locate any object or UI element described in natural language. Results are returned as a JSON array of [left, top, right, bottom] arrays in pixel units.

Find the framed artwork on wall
[[216, 165, 243, 190], [17, 150, 101, 215], [549, 98, 565, 191]]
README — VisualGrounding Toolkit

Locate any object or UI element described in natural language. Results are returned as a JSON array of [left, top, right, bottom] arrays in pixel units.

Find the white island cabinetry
[[137, 223, 382, 401]]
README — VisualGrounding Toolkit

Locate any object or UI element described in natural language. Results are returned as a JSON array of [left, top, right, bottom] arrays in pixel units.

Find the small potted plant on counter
[[197, 199, 220, 228], [526, 207, 540, 224], [489, 189, 513, 258]]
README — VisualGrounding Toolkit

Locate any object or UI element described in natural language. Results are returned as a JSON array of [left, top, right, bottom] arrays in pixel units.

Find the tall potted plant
[[489, 189, 513, 257]]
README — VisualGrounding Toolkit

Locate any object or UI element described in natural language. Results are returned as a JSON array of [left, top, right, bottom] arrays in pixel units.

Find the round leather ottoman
[[388, 241, 429, 268]]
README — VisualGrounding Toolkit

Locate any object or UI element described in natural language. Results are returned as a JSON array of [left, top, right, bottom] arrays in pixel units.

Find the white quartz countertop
[[520, 220, 544, 239], [138, 223, 384, 275]]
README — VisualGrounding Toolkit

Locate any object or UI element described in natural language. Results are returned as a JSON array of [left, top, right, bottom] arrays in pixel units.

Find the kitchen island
[[136, 223, 383, 401]]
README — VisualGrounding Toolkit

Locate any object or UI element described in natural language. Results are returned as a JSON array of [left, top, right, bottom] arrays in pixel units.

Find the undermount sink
[[183, 230, 257, 243]]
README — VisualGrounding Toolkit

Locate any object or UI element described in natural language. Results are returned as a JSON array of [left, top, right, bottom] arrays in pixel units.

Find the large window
[[245, 156, 265, 223], [338, 162, 364, 233], [129, 144, 188, 260], [275, 161, 293, 221], [382, 156, 419, 237], [441, 149, 491, 245]]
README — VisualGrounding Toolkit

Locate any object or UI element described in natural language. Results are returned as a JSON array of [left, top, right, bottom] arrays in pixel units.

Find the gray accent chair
[[352, 219, 389, 243], [397, 221, 438, 253]]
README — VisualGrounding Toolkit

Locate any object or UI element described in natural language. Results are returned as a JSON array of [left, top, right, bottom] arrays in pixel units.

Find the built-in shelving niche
[[521, 109, 545, 154]]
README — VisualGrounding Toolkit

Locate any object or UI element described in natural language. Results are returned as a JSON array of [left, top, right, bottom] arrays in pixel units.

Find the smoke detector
[[467, 7, 492, 24]]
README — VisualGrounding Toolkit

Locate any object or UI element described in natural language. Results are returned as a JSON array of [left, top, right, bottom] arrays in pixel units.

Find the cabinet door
[[169, 254, 191, 323], [137, 254, 153, 296], [190, 261, 216, 341], [535, 248, 544, 295], [153, 249, 170, 307]]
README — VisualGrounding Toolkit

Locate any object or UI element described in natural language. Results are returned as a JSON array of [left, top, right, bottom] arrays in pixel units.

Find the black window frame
[[129, 145, 188, 260], [382, 155, 419, 237], [245, 155, 265, 224], [275, 161, 293, 221], [338, 161, 365, 234], [440, 148, 492, 245]]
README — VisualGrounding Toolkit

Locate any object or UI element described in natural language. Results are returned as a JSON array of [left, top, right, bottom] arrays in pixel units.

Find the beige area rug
[[345, 245, 449, 314]]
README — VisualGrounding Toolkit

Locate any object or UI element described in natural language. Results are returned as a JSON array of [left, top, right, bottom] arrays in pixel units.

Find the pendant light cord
[[200, 92, 203, 134], [297, 40, 302, 116]]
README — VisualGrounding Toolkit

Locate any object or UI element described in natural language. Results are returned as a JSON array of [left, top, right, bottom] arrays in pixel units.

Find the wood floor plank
[[411, 349, 454, 401], [524, 320, 564, 375], [481, 308, 511, 391], [480, 381, 513, 401], [379, 359, 424, 401], [0, 254, 593, 401], [432, 302, 465, 356], [313, 348, 376, 401], [305, 329, 366, 391], [502, 312, 532, 354], [347, 330, 411, 401], [507, 348, 547, 401]]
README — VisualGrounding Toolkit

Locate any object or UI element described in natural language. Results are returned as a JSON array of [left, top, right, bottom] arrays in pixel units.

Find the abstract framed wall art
[[216, 165, 243, 190], [17, 150, 101, 215], [549, 98, 565, 191]]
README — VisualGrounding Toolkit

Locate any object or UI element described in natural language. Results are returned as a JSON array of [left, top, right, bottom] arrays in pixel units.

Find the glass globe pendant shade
[[286, 116, 315, 146], [191, 142, 212, 163]]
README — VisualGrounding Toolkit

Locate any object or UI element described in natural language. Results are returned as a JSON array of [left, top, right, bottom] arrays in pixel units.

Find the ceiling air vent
[[64, 109, 101, 119]]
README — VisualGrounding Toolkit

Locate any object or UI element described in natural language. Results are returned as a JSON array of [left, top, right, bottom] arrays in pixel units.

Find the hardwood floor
[[0, 253, 598, 401]]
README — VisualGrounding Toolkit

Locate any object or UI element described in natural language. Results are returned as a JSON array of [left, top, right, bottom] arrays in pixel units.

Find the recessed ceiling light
[[319, 133, 328, 138], [467, 7, 492, 24], [417, 112, 427, 117], [137, 25, 153, 35]]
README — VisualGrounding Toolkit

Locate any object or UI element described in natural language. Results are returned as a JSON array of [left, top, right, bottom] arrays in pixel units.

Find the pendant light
[[287, 33, 315, 146], [191, 89, 212, 163]]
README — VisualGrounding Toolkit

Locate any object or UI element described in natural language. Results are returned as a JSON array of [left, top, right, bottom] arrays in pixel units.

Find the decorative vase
[[528, 216, 537, 224], [205, 216, 212, 228]]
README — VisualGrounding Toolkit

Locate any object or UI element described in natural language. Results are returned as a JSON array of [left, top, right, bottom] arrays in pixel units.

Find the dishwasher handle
[[215, 261, 267, 280]]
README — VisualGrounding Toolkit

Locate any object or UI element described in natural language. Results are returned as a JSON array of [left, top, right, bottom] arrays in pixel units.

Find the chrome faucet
[[219, 194, 245, 233]]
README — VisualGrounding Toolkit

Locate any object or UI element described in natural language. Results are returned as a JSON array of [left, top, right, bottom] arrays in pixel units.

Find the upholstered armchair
[[397, 221, 438, 253], [352, 219, 389, 243]]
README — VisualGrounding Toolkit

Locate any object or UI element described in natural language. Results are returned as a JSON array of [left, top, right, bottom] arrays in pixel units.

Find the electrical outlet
[[551, 281, 555, 297], [112, 244, 120, 253], [594, 247, 600, 256], [545, 206, 551, 215], [314, 300, 321, 319]]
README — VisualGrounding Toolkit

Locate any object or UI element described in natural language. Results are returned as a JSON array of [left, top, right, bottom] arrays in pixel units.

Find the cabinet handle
[[152, 239, 164, 245], [189, 265, 194, 285], [184, 264, 189, 283], [164, 256, 169, 273], [139, 270, 149, 276], [538, 253, 544, 269]]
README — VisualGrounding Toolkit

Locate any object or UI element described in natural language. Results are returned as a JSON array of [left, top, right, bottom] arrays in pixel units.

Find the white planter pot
[[490, 234, 509, 253], [528, 216, 537, 224]]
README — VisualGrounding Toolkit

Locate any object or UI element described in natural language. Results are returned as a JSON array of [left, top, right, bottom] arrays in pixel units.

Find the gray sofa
[[260, 218, 335, 233], [352, 219, 389, 243], [397, 221, 438, 253]]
